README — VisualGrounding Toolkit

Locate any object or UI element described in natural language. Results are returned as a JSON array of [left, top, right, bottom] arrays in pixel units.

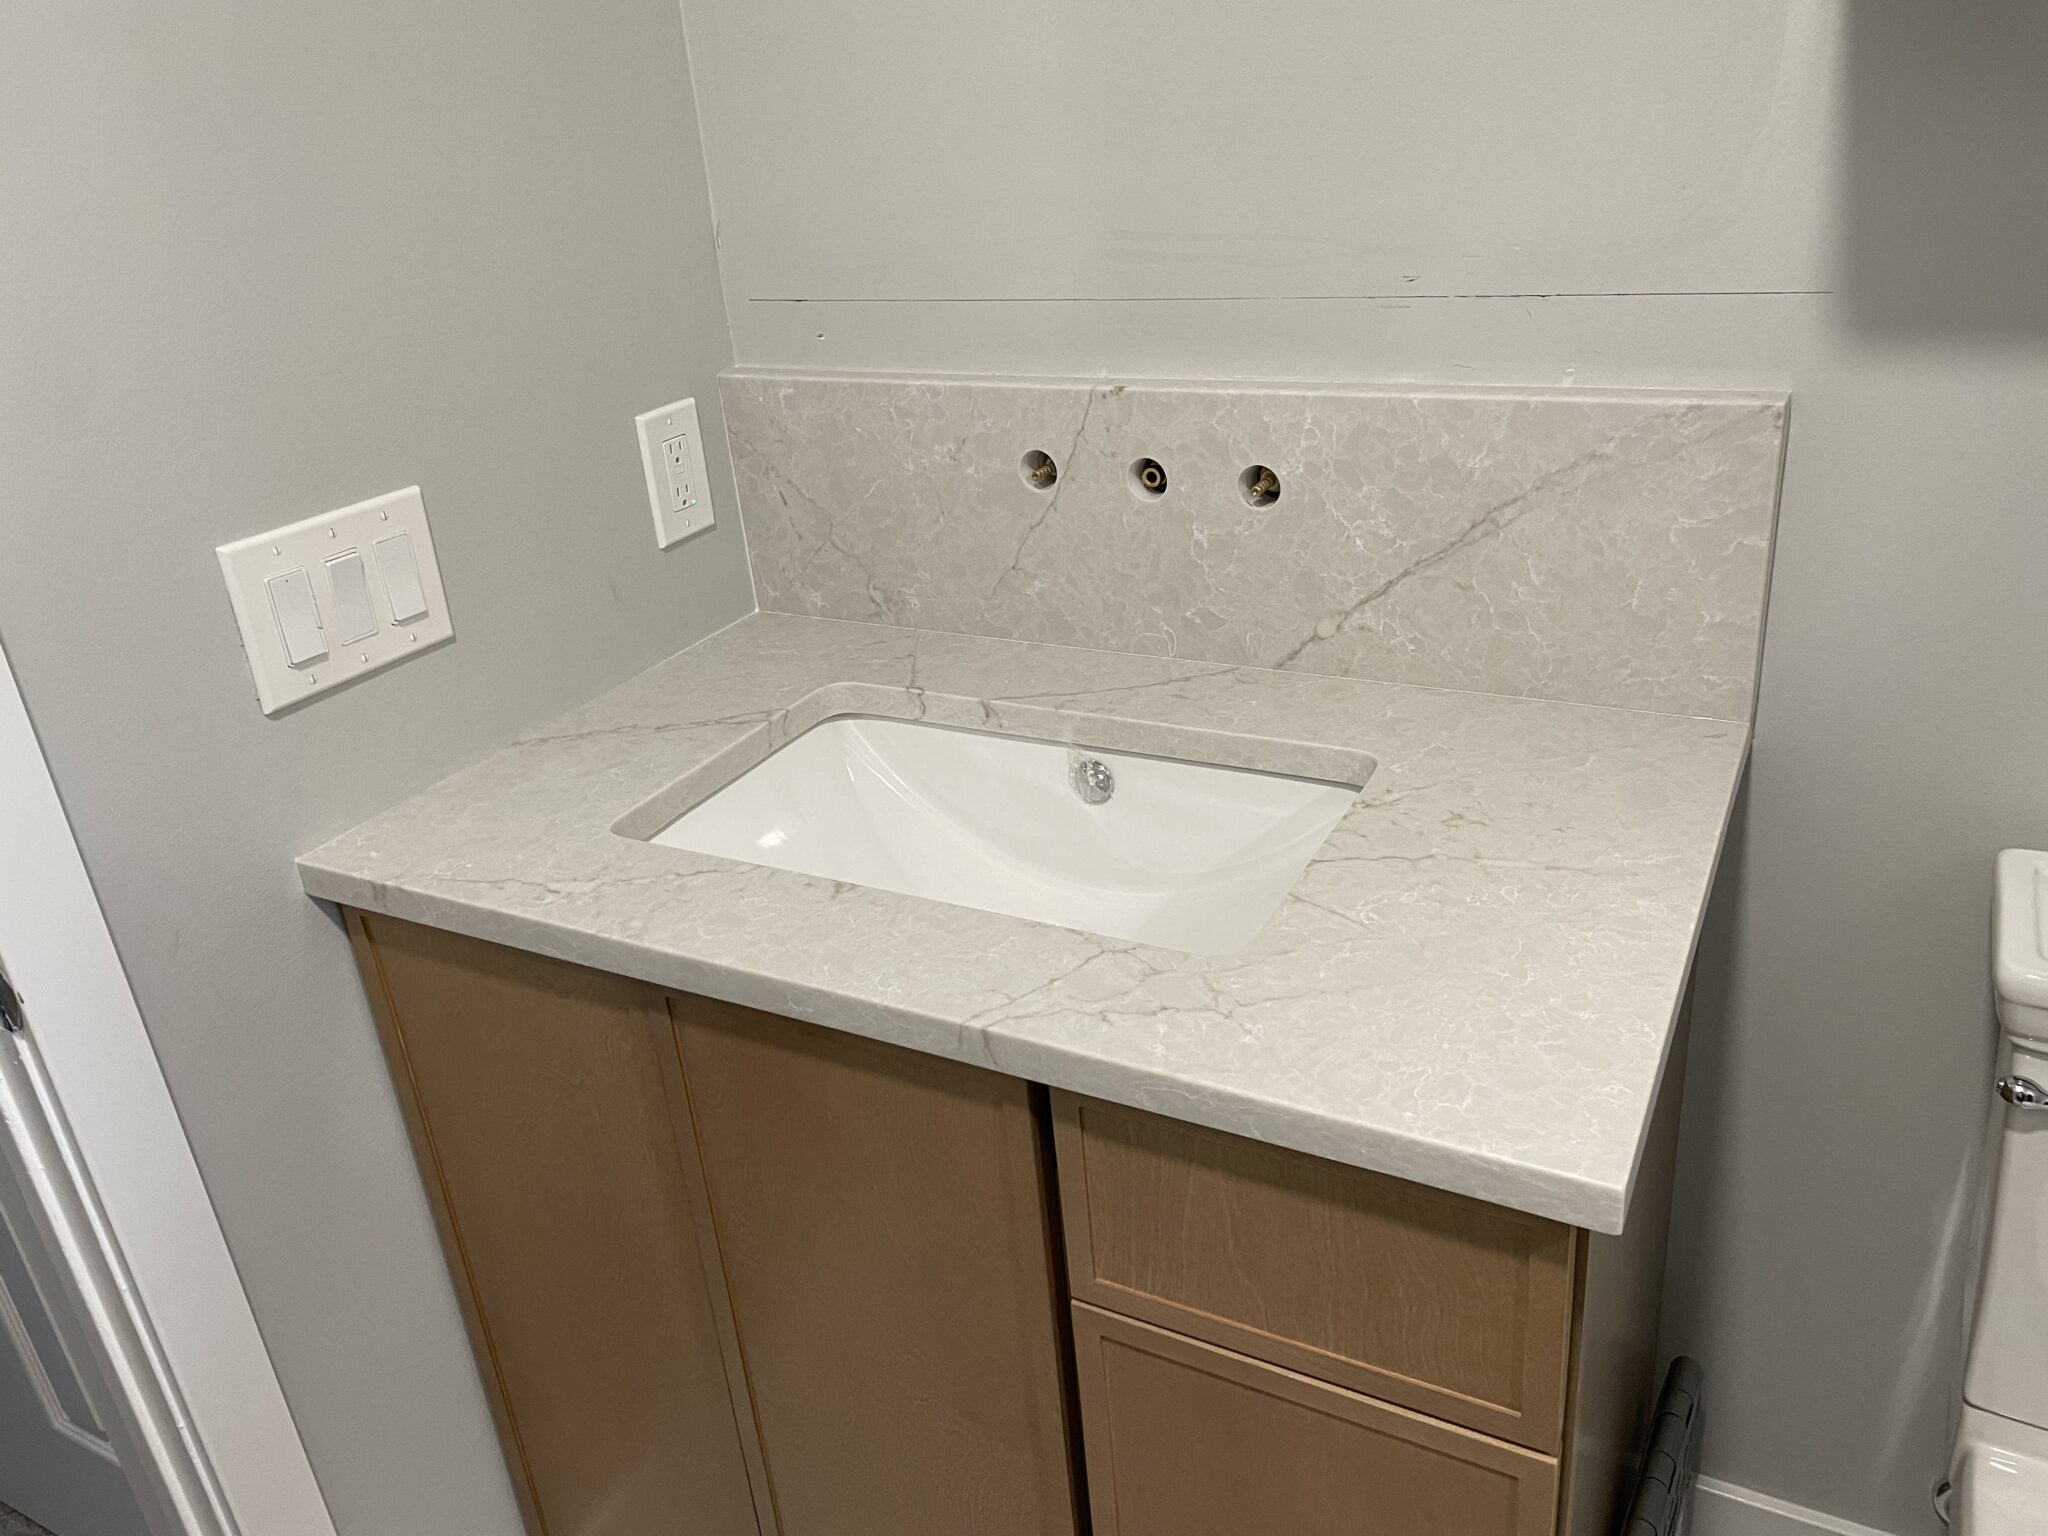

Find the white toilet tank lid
[[1994, 849, 2048, 1046]]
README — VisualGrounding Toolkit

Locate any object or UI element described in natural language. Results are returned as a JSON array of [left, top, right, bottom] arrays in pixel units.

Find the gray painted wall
[[679, 0, 2048, 1530], [0, 4, 752, 1531]]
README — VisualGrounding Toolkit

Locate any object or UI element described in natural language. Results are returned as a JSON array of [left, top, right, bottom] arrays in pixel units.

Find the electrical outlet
[[635, 397, 717, 549]]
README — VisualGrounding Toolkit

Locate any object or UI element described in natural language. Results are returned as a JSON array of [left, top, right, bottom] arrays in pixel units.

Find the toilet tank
[[1963, 1038, 2048, 1431], [1965, 852, 2048, 1429]]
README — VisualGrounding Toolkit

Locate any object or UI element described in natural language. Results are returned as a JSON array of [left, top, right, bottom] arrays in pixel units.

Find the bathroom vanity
[[304, 372, 1786, 1536], [347, 909, 1683, 1536]]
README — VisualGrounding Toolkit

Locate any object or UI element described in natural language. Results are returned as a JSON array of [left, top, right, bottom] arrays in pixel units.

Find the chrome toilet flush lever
[[1996, 1075, 2045, 1110], [1069, 754, 1115, 806]]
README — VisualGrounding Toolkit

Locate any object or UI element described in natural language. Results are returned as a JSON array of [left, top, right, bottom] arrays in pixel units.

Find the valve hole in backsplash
[[1239, 465, 1281, 508], [1019, 449, 1059, 491], [1128, 457, 1169, 500]]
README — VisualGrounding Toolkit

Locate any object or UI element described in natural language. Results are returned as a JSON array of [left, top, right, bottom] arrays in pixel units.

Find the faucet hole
[[1238, 465, 1282, 508], [1019, 449, 1059, 491], [1128, 457, 1169, 500]]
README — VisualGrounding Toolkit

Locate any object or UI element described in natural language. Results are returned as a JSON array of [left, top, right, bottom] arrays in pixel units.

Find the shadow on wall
[[1842, 0, 2048, 338]]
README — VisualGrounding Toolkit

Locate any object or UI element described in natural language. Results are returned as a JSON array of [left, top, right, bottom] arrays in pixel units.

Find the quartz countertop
[[300, 612, 1748, 1234]]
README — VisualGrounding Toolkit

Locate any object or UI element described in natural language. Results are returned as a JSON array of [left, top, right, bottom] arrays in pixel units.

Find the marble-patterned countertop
[[300, 612, 1747, 1234]]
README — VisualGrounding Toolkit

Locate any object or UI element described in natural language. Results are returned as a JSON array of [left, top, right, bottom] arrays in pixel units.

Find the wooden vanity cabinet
[[350, 914, 1081, 1536], [348, 912, 1685, 1536], [346, 914, 761, 1536], [1049, 1080, 1687, 1536]]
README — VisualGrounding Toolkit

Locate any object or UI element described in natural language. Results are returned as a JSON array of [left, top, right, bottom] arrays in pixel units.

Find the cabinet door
[[1072, 1304, 1559, 1536], [667, 995, 1081, 1536], [350, 915, 762, 1536]]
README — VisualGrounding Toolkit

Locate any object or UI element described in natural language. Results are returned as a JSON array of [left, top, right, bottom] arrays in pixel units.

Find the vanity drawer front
[[1071, 1304, 1558, 1536], [1051, 1093, 1576, 1451]]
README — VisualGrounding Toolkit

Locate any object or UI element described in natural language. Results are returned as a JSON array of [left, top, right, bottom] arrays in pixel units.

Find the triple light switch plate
[[216, 486, 453, 716]]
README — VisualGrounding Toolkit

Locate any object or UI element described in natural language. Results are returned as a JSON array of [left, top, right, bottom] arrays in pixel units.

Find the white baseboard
[[1691, 1477, 1908, 1536]]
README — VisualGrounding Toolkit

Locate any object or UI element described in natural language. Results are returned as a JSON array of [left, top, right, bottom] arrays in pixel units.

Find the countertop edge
[[302, 856, 1636, 1234]]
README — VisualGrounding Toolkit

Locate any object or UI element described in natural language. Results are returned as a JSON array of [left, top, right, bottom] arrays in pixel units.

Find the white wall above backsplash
[[679, 3, 1830, 315], [723, 371, 1788, 720]]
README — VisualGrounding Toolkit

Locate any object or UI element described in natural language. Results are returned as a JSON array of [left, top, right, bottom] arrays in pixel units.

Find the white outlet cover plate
[[216, 485, 453, 717], [635, 396, 717, 549]]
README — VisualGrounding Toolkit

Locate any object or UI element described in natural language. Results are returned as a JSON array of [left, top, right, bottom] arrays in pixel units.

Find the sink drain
[[1070, 755, 1115, 805]]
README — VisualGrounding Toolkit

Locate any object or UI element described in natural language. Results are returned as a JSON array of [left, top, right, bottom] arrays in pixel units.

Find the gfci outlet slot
[[635, 397, 718, 549]]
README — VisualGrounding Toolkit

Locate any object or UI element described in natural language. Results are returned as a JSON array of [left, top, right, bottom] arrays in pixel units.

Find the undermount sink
[[649, 715, 1364, 955]]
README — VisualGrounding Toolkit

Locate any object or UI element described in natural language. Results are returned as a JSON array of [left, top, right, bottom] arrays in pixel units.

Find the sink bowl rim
[[610, 681, 1377, 844]]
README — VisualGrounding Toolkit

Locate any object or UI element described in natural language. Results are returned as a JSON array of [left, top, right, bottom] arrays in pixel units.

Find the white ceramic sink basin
[[650, 716, 1363, 955]]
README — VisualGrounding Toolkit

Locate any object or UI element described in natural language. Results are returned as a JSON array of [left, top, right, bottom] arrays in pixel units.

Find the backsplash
[[721, 371, 1787, 720]]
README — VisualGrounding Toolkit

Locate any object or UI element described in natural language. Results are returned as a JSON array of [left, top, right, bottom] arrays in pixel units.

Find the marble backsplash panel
[[721, 371, 1787, 719]]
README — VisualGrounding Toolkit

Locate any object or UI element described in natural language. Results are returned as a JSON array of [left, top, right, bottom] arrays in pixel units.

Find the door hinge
[[0, 965, 24, 1033]]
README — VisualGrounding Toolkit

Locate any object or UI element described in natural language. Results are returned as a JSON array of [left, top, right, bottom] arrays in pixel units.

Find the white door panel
[[0, 1180, 149, 1536], [0, 630, 335, 1536], [0, 1199, 108, 1449]]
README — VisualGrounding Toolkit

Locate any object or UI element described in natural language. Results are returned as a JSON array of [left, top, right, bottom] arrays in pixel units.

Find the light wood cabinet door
[[666, 995, 1081, 1536], [1072, 1304, 1559, 1536], [1052, 1092, 1576, 1450], [349, 915, 762, 1536]]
